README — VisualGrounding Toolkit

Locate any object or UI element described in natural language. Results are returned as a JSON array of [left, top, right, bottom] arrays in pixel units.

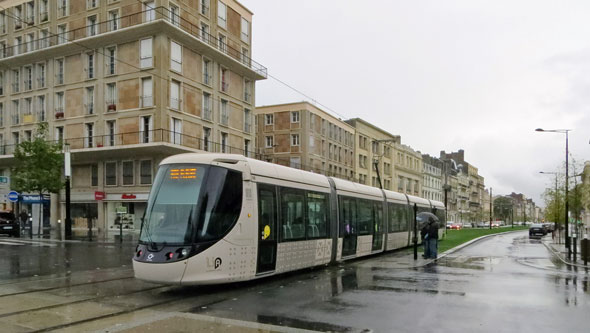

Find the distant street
[[0, 231, 588, 332]]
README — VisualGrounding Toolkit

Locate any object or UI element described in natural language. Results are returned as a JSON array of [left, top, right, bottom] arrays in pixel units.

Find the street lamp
[[536, 128, 571, 259]]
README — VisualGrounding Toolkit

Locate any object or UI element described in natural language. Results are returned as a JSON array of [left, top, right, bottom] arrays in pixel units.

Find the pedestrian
[[421, 220, 430, 259], [427, 216, 439, 259], [19, 210, 28, 229]]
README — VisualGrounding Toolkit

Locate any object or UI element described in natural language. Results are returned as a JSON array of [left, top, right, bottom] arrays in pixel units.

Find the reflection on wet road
[[0, 231, 588, 332]]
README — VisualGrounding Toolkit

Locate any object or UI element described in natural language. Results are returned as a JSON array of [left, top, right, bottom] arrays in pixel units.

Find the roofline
[[345, 117, 400, 139]]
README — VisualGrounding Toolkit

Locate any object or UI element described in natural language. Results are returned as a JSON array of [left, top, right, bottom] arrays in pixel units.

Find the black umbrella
[[416, 212, 439, 228]]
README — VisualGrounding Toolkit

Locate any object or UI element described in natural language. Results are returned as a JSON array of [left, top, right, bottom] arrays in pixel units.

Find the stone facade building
[[0, 0, 265, 235], [422, 154, 443, 202], [255, 102, 356, 180]]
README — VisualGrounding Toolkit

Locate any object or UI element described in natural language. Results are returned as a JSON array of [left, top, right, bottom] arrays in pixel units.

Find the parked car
[[0, 211, 20, 237], [529, 223, 546, 239], [449, 223, 462, 230]]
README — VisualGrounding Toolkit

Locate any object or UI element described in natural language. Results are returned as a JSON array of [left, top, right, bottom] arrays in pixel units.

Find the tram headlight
[[181, 248, 188, 257]]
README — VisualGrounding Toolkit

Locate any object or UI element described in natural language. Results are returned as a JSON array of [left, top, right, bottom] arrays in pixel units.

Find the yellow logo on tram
[[263, 225, 271, 240]]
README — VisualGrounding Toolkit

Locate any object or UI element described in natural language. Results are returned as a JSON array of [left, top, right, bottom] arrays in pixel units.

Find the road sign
[[7, 191, 19, 202]]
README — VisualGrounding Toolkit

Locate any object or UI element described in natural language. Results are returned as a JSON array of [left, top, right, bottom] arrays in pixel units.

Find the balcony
[[0, 7, 267, 79]]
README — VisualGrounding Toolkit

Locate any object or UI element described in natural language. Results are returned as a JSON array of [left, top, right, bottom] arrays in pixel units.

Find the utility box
[[581, 239, 590, 265]]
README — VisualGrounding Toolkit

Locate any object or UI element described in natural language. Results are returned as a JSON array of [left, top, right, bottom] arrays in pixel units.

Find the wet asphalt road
[[0, 231, 588, 332]]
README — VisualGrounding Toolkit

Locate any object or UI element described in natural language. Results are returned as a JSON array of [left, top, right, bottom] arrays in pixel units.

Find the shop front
[[104, 193, 149, 233]]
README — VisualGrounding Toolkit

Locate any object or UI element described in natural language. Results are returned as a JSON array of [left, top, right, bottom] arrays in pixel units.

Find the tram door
[[340, 197, 357, 257], [371, 202, 384, 251], [257, 185, 277, 274]]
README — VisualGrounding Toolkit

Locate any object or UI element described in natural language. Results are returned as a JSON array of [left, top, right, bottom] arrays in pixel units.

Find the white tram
[[133, 154, 445, 285]]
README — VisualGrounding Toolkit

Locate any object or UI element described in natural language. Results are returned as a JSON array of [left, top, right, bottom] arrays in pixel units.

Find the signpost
[[7, 191, 19, 203]]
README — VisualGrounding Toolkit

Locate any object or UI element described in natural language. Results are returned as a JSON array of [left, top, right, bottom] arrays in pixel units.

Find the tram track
[[0, 275, 135, 298]]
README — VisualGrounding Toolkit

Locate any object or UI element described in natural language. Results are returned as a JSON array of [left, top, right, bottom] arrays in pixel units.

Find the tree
[[493, 196, 513, 222], [11, 122, 63, 235]]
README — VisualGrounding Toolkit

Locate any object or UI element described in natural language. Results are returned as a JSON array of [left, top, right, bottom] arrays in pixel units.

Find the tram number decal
[[208, 257, 223, 270], [214, 257, 222, 269]]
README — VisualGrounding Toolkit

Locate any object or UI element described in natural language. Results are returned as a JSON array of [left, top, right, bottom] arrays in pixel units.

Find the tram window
[[280, 188, 305, 240], [259, 188, 276, 241], [399, 204, 408, 231], [307, 192, 328, 238], [339, 196, 357, 236], [357, 199, 372, 235], [388, 203, 407, 232]]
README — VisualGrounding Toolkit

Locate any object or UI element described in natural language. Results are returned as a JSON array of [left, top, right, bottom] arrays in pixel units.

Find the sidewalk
[[542, 236, 590, 268]]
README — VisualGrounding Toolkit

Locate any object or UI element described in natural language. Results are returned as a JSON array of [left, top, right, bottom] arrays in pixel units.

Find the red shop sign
[[121, 193, 137, 199], [95, 191, 105, 201]]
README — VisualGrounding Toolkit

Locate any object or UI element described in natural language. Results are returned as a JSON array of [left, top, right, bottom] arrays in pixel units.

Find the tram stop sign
[[7, 191, 19, 202]]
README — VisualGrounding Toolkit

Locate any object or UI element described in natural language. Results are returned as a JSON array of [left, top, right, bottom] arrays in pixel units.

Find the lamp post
[[64, 143, 72, 240], [536, 128, 571, 259]]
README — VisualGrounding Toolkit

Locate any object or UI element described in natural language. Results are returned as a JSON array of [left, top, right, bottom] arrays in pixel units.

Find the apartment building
[[422, 154, 443, 202], [0, 0, 265, 234], [393, 143, 423, 197], [255, 102, 356, 179], [344, 118, 399, 190]]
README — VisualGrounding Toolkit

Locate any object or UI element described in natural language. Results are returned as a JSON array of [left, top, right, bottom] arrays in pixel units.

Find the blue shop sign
[[20, 194, 50, 204]]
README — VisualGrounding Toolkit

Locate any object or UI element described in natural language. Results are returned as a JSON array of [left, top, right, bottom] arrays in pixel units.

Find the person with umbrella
[[417, 212, 440, 259]]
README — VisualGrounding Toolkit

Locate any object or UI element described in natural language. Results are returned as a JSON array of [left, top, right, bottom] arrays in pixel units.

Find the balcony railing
[[0, 7, 268, 77]]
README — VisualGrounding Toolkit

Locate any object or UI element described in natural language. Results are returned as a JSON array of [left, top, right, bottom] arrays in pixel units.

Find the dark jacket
[[428, 221, 439, 240]]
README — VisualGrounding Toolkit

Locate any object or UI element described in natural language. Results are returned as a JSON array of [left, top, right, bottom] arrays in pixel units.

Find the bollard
[[119, 222, 123, 243], [581, 238, 589, 266]]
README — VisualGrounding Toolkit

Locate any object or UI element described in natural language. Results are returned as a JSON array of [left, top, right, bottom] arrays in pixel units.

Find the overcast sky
[[243, 0, 590, 207]]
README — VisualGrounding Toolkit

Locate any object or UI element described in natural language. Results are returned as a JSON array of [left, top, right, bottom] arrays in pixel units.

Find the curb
[[542, 241, 590, 269]]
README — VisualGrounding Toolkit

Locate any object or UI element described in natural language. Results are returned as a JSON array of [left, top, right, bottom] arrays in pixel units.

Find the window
[[170, 80, 180, 110], [200, 0, 210, 16], [291, 134, 299, 146], [12, 132, 20, 146], [218, 34, 226, 53], [87, 15, 97, 37], [170, 41, 182, 72], [144, 1, 155, 22], [108, 10, 119, 31], [106, 120, 115, 146], [55, 92, 64, 117], [217, 1, 227, 28], [86, 52, 95, 79], [14, 37, 22, 56], [140, 38, 153, 68], [11, 100, 19, 124], [0, 11, 5, 34], [24, 66, 32, 91], [122, 161, 134, 185], [14, 6, 22, 30], [140, 115, 152, 143], [23, 98, 32, 117], [203, 127, 211, 151], [56, 58, 64, 85], [170, 117, 181, 144], [265, 114, 273, 125], [37, 63, 45, 88], [290, 157, 300, 168], [220, 99, 228, 125], [87, 0, 98, 10], [306, 192, 329, 238], [241, 18, 250, 42], [200, 22, 209, 42], [0, 103, 3, 127], [12, 69, 19, 93], [57, 24, 67, 44], [85, 123, 94, 148], [140, 160, 152, 184], [58, 0, 68, 17], [221, 132, 228, 153], [202, 58, 212, 85], [244, 139, 250, 157], [141, 77, 153, 107], [91, 164, 98, 186], [36, 95, 45, 121], [281, 188, 305, 240], [40, 0, 48, 22], [291, 111, 300, 123], [107, 47, 116, 75], [85, 86, 94, 114], [220, 67, 228, 92], [106, 82, 116, 110], [55, 126, 64, 143], [105, 162, 117, 186], [0, 71, 3, 95], [244, 79, 251, 102], [243, 109, 251, 132], [170, 4, 180, 27], [25, 33, 34, 53], [202, 92, 211, 120], [388, 203, 408, 232], [265, 136, 273, 148], [26, 2, 34, 25]]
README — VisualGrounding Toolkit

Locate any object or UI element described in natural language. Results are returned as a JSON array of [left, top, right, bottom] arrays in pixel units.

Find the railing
[[0, 7, 268, 77], [26, 15, 34, 25]]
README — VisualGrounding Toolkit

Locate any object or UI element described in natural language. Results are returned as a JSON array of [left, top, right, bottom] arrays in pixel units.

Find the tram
[[133, 153, 445, 285]]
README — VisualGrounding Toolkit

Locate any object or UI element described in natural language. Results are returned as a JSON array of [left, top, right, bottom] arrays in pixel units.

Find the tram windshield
[[139, 164, 243, 245]]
